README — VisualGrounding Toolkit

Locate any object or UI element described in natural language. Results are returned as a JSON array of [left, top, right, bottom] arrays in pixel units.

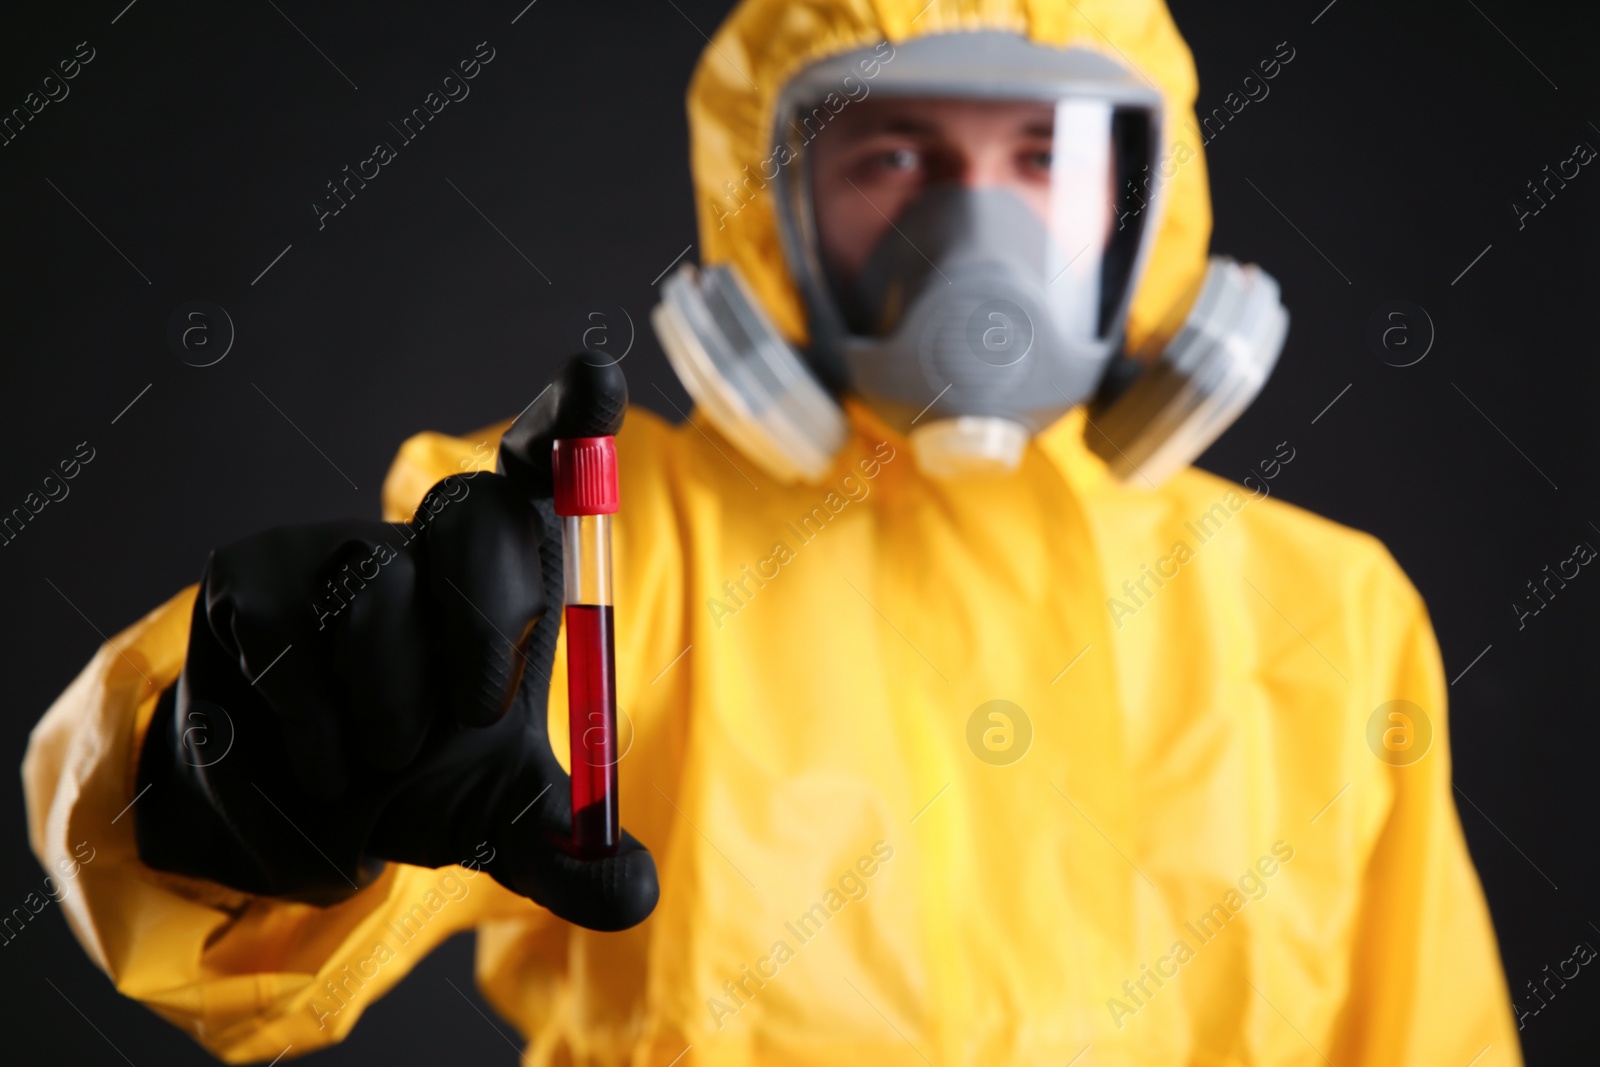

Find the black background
[[1, 0, 1595, 1063]]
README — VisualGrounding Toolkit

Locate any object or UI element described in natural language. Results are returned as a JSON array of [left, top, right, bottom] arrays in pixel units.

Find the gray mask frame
[[769, 31, 1168, 433]]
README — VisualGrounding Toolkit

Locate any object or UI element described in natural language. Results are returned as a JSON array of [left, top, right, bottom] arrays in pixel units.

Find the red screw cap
[[552, 436, 619, 516]]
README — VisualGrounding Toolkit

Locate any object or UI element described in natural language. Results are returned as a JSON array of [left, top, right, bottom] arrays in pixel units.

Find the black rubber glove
[[135, 354, 657, 931]]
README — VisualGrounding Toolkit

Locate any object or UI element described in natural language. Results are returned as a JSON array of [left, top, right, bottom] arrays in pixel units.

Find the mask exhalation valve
[[909, 416, 1029, 477]]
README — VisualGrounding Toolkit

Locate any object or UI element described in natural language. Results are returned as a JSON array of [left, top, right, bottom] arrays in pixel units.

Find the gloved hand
[[135, 354, 657, 931]]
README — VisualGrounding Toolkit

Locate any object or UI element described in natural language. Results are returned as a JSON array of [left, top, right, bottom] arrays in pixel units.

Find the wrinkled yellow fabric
[[25, 402, 1519, 1065], [23, 0, 1520, 1063]]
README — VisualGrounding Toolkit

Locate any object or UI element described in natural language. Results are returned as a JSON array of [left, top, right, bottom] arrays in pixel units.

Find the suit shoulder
[[1162, 464, 1423, 614]]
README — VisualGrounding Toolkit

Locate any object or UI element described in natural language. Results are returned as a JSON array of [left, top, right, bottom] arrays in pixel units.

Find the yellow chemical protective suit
[[24, 0, 1521, 1064]]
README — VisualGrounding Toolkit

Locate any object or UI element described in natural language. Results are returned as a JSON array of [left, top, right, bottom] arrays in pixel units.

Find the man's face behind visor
[[811, 97, 1099, 287]]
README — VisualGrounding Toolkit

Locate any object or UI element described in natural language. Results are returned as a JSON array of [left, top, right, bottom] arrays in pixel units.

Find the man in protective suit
[[24, 0, 1522, 1063]]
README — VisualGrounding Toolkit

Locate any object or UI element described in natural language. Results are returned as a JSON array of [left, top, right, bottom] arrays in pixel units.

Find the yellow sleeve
[[21, 425, 536, 1064], [1330, 554, 1522, 1065]]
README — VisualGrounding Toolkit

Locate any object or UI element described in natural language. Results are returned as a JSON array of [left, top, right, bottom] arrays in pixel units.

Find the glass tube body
[[563, 512, 618, 856]]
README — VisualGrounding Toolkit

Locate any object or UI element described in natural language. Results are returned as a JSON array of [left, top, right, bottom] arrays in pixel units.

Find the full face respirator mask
[[652, 31, 1289, 484]]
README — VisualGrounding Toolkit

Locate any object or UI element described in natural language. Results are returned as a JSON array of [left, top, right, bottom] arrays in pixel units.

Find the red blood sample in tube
[[564, 602, 616, 849], [552, 436, 620, 857]]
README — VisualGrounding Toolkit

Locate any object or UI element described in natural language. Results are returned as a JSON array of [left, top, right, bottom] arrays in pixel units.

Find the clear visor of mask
[[749, 36, 1179, 476], [795, 93, 1157, 351]]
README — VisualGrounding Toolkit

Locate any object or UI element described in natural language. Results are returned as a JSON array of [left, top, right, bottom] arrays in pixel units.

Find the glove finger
[[496, 821, 659, 932], [497, 352, 628, 501], [421, 472, 548, 728], [469, 730, 656, 931]]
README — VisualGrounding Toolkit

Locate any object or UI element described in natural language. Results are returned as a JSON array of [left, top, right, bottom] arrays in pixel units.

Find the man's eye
[[1023, 151, 1053, 171], [878, 148, 919, 170]]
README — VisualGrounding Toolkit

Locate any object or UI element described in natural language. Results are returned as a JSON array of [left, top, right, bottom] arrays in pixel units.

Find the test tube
[[552, 435, 620, 857]]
